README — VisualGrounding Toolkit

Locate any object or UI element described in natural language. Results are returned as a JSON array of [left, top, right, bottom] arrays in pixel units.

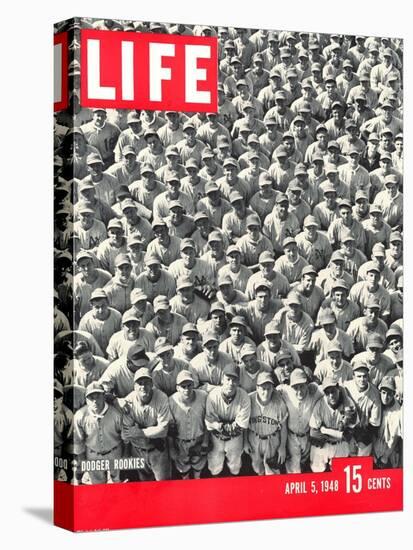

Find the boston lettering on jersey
[[54, 30, 218, 113]]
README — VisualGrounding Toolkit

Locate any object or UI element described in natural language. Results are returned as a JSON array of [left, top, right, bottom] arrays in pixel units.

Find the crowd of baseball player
[[54, 19, 403, 484]]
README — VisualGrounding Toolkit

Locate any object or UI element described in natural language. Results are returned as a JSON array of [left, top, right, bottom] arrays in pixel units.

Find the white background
[[0, 0, 411, 546]]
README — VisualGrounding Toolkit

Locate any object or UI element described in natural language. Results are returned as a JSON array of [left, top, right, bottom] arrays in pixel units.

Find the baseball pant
[[208, 433, 243, 475], [356, 441, 373, 456], [310, 441, 350, 473], [86, 444, 123, 484], [172, 436, 207, 474], [248, 431, 282, 475], [130, 445, 171, 481], [285, 433, 310, 473]]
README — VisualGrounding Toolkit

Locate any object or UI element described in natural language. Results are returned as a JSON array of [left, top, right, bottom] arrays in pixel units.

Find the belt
[[288, 429, 309, 438], [212, 431, 240, 441], [178, 436, 203, 443], [88, 444, 120, 456], [252, 431, 279, 440]]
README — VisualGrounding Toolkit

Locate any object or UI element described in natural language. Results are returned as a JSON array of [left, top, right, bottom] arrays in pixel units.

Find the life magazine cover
[[53, 17, 403, 531]]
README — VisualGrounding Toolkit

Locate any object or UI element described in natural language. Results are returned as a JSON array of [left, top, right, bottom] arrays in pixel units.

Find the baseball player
[[218, 244, 253, 293], [205, 364, 251, 476], [245, 251, 290, 300], [78, 288, 122, 355], [309, 307, 354, 363], [151, 337, 198, 396], [293, 265, 325, 321], [256, 321, 301, 369], [146, 219, 182, 267], [277, 368, 323, 473], [106, 310, 155, 361], [145, 295, 187, 345], [95, 219, 128, 276], [170, 275, 211, 324], [103, 254, 138, 314], [70, 340, 109, 410], [373, 376, 402, 468], [272, 291, 314, 357], [73, 381, 123, 484], [191, 331, 233, 393], [74, 203, 107, 252], [246, 371, 288, 475], [238, 344, 273, 393], [351, 334, 394, 387], [309, 377, 359, 472], [168, 370, 209, 479], [219, 315, 256, 366], [122, 368, 171, 481], [313, 341, 353, 385]]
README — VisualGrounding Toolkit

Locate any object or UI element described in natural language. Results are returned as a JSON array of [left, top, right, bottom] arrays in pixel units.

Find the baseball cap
[[202, 148, 215, 160], [318, 309, 336, 325], [384, 174, 399, 186], [152, 218, 167, 229], [304, 215, 319, 228], [256, 372, 275, 386], [223, 157, 239, 169], [226, 245, 241, 256], [144, 254, 161, 266], [107, 219, 123, 231], [121, 198, 137, 212], [115, 253, 132, 267], [130, 289, 148, 304], [85, 381, 105, 397], [194, 211, 209, 223], [355, 190, 369, 202], [76, 250, 94, 263], [205, 181, 219, 194], [301, 265, 317, 277], [154, 337, 174, 355], [185, 158, 199, 170], [322, 377, 339, 391], [282, 236, 296, 248], [180, 238, 196, 251], [177, 275, 194, 290], [276, 350, 293, 363], [89, 288, 107, 302], [275, 145, 288, 158], [352, 360, 369, 372], [210, 301, 225, 314], [364, 260, 380, 274], [240, 343, 256, 359], [255, 280, 272, 292], [134, 367, 153, 383], [264, 321, 281, 336], [390, 231, 402, 243], [378, 376, 396, 392], [331, 279, 349, 291], [222, 364, 240, 379], [366, 296, 381, 310], [290, 368, 308, 386], [331, 250, 345, 263], [259, 251, 275, 264], [176, 370, 195, 385], [369, 204, 382, 215], [327, 140, 340, 150], [285, 291, 301, 306], [246, 213, 261, 227], [141, 163, 155, 174], [208, 230, 223, 243], [372, 243, 386, 257], [326, 341, 343, 354], [182, 323, 199, 335], [86, 152, 104, 165], [229, 191, 244, 204], [218, 273, 233, 287], [367, 334, 384, 349], [386, 326, 402, 340], [78, 203, 95, 215], [153, 295, 170, 312], [121, 310, 140, 324], [276, 193, 289, 204], [294, 163, 307, 176], [229, 315, 247, 328]]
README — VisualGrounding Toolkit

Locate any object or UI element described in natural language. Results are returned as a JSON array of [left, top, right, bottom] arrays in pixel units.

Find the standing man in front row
[[205, 365, 251, 476], [122, 368, 171, 481], [73, 381, 123, 484], [246, 372, 288, 475], [168, 370, 209, 479]]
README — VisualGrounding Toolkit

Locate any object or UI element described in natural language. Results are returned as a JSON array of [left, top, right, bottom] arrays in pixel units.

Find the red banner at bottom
[[54, 457, 403, 532]]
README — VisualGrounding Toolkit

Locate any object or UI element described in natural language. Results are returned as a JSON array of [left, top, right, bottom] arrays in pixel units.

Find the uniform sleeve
[[235, 390, 251, 429], [143, 393, 171, 438], [205, 392, 220, 429], [309, 399, 323, 430], [73, 411, 86, 455], [369, 395, 382, 428]]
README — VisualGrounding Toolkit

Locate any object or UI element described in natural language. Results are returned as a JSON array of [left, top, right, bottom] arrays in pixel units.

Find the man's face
[[91, 298, 108, 320], [317, 131, 328, 147], [365, 306, 379, 324], [325, 386, 340, 407], [79, 212, 94, 230], [302, 274, 315, 293], [348, 152, 359, 168], [123, 320, 140, 340], [325, 82, 336, 96], [257, 382, 274, 403], [170, 206, 183, 225], [366, 270, 380, 289], [388, 337, 402, 353], [135, 378, 153, 401], [382, 107, 393, 124], [278, 358, 294, 377], [182, 332, 198, 352], [304, 225, 317, 241], [380, 158, 391, 174], [153, 225, 168, 244], [289, 189, 302, 206], [224, 165, 237, 181], [78, 258, 95, 280], [207, 113, 219, 127], [283, 138, 294, 154], [354, 369, 369, 391], [242, 353, 258, 373], [147, 263, 161, 281], [167, 180, 180, 199], [227, 251, 241, 270], [86, 392, 105, 414], [332, 108, 342, 122], [331, 259, 344, 277], [222, 374, 238, 397], [124, 153, 136, 170], [276, 201, 289, 219], [247, 224, 260, 241], [230, 325, 244, 344], [117, 263, 132, 283], [181, 246, 196, 267], [284, 244, 298, 263], [341, 239, 354, 256], [333, 288, 347, 307], [287, 303, 301, 321], [186, 166, 198, 181], [328, 350, 342, 368], [390, 240, 402, 257], [260, 261, 274, 278], [132, 299, 147, 317], [256, 290, 270, 311], [323, 321, 336, 337], [385, 183, 397, 198], [158, 349, 174, 370], [123, 207, 138, 224], [380, 387, 394, 407], [355, 198, 369, 215], [266, 333, 281, 352], [128, 122, 142, 136], [204, 340, 219, 361], [367, 346, 381, 364], [395, 140, 403, 154], [292, 382, 308, 401], [108, 227, 123, 245], [177, 380, 194, 401], [146, 137, 159, 151], [211, 311, 225, 330], [219, 283, 233, 300], [294, 122, 305, 138], [381, 135, 392, 150], [325, 191, 337, 208], [179, 286, 194, 304], [93, 111, 106, 128], [209, 239, 224, 258]]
